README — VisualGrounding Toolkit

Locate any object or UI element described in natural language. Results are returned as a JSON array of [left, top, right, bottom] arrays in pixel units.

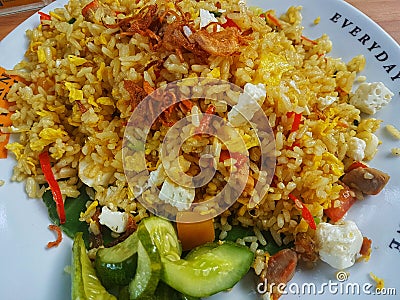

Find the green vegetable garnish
[[72, 232, 116, 300]]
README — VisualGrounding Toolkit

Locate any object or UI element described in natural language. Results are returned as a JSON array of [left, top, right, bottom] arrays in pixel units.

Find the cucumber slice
[[71, 232, 116, 300], [161, 241, 254, 298], [153, 281, 200, 300], [139, 216, 181, 261], [184, 242, 217, 260], [129, 225, 162, 299], [95, 232, 139, 287]]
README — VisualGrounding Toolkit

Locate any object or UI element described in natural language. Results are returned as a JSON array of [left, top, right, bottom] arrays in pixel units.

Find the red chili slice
[[288, 193, 316, 230], [38, 12, 51, 22], [39, 151, 66, 224]]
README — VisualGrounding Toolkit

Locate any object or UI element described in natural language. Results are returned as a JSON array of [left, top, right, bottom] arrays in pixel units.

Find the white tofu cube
[[350, 82, 393, 115], [347, 137, 366, 161], [99, 206, 128, 233], [316, 220, 363, 269], [159, 178, 195, 211], [228, 83, 266, 126]]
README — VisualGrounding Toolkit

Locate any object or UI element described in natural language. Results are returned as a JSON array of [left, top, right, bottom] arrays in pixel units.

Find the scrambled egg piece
[[30, 128, 67, 152], [67, 55, 88, 66], [254, 52, 293, 86], [64, 82, 84, 102], [370, 272, 385, 290]]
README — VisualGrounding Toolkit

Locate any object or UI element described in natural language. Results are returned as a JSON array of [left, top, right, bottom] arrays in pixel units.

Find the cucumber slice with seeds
[[139, 216, 182, 261], [95, 232, 139, 287], [161, 241, 254, 298]]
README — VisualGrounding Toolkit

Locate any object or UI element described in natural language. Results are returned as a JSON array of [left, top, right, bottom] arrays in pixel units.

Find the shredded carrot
[[0, 67, 20, 159], [335, 86, 349, 96], [266, 13, 282, 29], [47, 224, 63, 248], [301, 35, 318, 45], [180, 99, 193, 111]]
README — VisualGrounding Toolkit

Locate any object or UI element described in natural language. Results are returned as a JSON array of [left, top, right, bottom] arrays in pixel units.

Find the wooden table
[[1, 0, 399, 43]]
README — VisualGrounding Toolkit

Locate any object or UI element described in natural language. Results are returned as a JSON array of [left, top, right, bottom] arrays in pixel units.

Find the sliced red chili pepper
[[221, 17, 241, 30], [288, 193, 316, 230], [219, 150, 248, 168], [287, 112, 302, 132], [194, 104, 216, 135], [38, 12, 51, 22], [39, 151, 66, 224]]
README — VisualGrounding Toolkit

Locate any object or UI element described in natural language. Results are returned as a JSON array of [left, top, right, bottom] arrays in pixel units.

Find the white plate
[[0, 0, 399, 299]]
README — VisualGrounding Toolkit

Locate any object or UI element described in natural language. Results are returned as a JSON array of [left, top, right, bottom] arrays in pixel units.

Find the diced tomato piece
[[219, 150, 248, 168], [221, 17, 241, 30], [324, 184, 357, 222], [346, 161, 368, 172], [82, 0, 100, 18]]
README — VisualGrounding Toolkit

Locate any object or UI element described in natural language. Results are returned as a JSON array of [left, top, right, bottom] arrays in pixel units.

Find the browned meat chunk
[[260, 249, 298, 299], [294, 232, 318, 263], [341, 167, 390, 195], [359, 236, 372, 261]]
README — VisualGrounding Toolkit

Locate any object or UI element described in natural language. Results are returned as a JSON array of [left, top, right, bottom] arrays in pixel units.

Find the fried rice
[[5, 0, 382, 260]]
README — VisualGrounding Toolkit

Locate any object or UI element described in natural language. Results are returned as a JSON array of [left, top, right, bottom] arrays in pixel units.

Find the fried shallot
[[123, 80, 148, 111], [108, 4, 161, 45], [191, 27, 251, 56]]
